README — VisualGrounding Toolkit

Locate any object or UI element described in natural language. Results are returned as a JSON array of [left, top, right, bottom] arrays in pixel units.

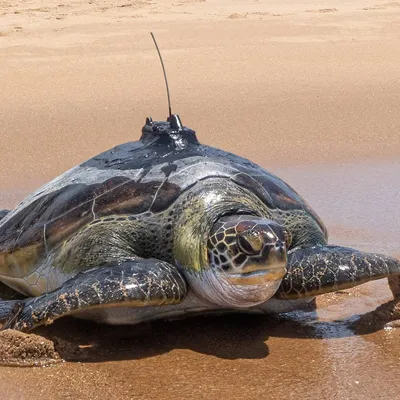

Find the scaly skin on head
[[207, 215, 287, 281], [172, 178, 290, 307], [172, 178, 271, 273]]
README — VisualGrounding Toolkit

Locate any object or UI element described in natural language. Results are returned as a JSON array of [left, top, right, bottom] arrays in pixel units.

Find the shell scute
[[0, 177, 181, 256]]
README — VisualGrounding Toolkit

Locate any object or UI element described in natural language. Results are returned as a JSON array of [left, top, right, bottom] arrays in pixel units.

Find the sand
[[0, 330, 61, 367], [1, 0, 400, 398]]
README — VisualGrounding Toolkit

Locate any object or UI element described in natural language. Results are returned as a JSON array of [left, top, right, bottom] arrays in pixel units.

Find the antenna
[[150, 32, 172, 119]]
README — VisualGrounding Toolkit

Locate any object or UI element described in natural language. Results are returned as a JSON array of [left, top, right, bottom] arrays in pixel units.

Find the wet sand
[[1, 0, 400, 399]]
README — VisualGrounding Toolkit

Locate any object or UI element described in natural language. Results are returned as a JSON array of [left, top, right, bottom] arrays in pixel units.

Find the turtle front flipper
[[2, 258, 187, 332], [275, 245, 400, 299]]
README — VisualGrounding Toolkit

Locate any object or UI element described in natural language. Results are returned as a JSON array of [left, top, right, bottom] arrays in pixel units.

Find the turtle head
[[188, 215, 288, 308]]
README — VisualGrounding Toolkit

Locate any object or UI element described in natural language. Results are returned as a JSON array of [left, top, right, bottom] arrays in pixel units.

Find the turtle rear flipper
[[3, 258, 187, 332], [276, 245, 400, 299], [0, 300, 24, 326], [0, 282, 27, 301], [0, 281, 27, 328], [0, 210, 10, 221]]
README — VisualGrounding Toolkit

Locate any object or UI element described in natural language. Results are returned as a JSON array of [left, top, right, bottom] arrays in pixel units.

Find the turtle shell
[[0, 116, 326, 278]]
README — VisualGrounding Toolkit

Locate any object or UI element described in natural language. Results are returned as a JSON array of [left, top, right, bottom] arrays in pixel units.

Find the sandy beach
[[1, 0, 400, 398]]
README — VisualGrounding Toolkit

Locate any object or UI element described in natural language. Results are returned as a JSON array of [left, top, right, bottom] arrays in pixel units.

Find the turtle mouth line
[[225, 267, 286, 285]]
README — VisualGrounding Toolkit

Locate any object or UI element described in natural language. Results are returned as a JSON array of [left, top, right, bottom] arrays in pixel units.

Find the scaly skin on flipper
[[3, 258, 187, 332], [275, 245, 400, 299]]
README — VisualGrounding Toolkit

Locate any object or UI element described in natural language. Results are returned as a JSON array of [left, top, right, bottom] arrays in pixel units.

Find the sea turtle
[[0, 114, 399, 332]]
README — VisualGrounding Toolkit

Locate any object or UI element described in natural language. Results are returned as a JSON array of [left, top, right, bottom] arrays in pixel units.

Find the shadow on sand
[[38, 313, 273, 362], [34, 303, 381, 363]]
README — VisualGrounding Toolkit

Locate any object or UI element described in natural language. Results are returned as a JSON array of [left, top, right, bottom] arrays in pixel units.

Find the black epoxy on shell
[[84, 114, 203, 171], [140, 114, 199, 149]]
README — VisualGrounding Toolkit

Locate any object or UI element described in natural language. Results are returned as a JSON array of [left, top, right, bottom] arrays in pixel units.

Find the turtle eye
[[237, 231, 263, 255]]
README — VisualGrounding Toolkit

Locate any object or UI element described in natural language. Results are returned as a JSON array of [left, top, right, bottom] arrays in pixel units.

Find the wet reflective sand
[[1, 0, 400, 398]]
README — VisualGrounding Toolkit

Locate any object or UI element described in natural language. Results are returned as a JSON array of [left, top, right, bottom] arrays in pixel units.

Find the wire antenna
[[150, 32, 172, 118]]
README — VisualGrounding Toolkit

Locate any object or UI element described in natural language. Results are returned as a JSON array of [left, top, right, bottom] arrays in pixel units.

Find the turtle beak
[[226, 241, 287, 285]]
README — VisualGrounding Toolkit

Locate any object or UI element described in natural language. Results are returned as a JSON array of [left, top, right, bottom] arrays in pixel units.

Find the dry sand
[[1, 0, 400, 399]]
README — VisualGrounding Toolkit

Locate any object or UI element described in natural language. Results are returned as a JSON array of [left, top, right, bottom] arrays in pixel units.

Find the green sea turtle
[[0, 114, 399, 332]]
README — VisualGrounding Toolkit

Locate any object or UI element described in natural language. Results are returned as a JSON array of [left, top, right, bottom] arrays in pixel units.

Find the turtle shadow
[[37, 313, 275, 362], [35, 307, 361, 363]]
